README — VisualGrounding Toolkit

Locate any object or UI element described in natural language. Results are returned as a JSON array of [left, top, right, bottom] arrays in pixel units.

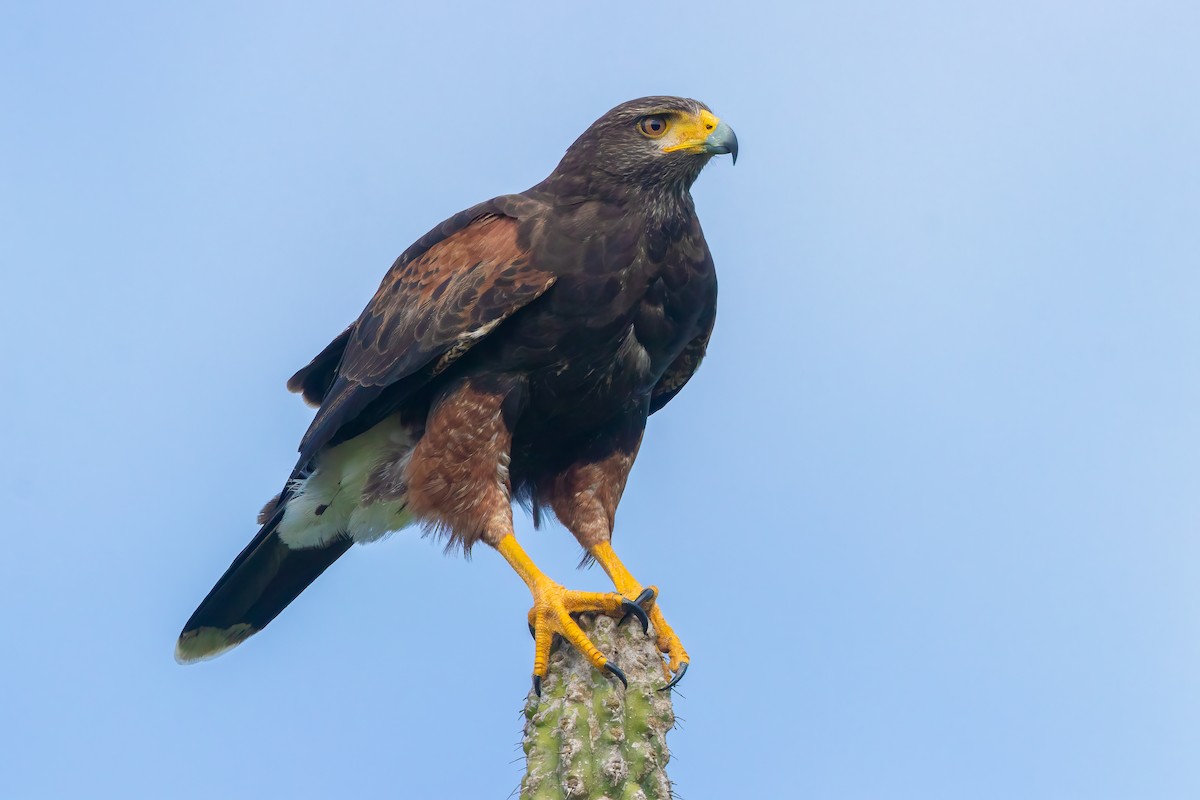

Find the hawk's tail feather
[[175, 510, 352, 664]]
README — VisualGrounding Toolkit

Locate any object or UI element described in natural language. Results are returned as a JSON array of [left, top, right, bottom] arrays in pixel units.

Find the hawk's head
[[547, 96, 738, 198]]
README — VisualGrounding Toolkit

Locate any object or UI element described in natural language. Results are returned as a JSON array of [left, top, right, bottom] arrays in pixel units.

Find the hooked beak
[[703, 120, 738, 164]]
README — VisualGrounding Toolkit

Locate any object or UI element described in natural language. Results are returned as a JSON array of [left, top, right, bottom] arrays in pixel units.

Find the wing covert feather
[[296, 205, 555, 465], [287, 325, 353, 407]]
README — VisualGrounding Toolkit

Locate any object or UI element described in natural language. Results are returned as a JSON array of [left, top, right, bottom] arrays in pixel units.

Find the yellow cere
[[661, 109, 721, 154]]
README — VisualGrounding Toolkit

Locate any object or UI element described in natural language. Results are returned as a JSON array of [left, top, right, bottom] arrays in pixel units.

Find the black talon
[[528, 622, 536, 640], [532, 675, 542, 697], [618, 597, 650, 634], [603, 662, 628, 689], [633, 587, 657, 607], [660, 661, 689, 692]]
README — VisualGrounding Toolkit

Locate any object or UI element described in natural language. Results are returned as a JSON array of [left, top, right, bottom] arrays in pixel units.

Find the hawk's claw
[[660, 661, 688, 692], [618, 597, 650, 634], [532, 675, 542, 697], [618, 587, 656, 631], [604, 661, 628, 689], [632, 586, 657, 607]]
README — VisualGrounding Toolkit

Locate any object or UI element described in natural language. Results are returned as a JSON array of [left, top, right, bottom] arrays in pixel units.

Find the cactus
[[520, 613, 676, 800]]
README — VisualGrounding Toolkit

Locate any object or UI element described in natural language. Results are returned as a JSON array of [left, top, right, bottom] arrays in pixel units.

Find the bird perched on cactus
[[176, 96, 737, 694]]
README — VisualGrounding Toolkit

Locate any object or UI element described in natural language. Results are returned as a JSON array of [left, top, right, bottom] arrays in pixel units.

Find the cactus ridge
[[520, 614, 676, 800]]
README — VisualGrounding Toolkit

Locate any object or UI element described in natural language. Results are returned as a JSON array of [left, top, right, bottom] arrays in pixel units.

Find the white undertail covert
[[277, 416, 416, 548]]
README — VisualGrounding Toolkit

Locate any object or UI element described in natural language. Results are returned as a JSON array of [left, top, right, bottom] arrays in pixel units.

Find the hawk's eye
[[638, 115, 670, 138]]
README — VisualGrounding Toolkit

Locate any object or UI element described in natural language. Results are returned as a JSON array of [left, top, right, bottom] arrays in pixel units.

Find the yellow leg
[[495, 534, 644, 695], [589, 541, 690, 685]]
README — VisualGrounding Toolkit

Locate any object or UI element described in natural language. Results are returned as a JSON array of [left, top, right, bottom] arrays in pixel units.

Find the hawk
[[176, 96, 737, 693]]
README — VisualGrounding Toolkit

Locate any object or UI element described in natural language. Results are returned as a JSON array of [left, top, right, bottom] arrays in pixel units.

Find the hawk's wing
[[650, 292, 716, 415], [291, 197, 555, 465]]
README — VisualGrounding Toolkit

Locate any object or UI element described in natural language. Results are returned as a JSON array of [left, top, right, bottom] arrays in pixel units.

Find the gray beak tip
[[703, 120, 739, 165]]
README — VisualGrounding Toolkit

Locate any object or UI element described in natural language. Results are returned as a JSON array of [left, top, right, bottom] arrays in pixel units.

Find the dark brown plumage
[[177, 96, 736, 689]]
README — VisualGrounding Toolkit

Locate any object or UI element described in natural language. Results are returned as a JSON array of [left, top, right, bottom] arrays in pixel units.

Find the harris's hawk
[[176, 96, 737, 693]]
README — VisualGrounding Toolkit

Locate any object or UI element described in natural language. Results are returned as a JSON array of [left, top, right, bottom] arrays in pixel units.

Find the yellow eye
[[638, 115, 670, 138]]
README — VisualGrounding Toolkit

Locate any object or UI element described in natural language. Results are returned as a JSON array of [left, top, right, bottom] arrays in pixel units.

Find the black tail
[[175, 508, 351, 664]]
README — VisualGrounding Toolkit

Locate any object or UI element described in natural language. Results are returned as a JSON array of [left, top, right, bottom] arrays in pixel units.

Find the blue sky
[[3, 2, 1198, 797]]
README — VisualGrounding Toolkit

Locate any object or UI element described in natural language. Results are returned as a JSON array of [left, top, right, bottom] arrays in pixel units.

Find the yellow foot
[[585, 543, 691, 691], [615, 585, 690, 690], [647, 601, 690, 690], [524, 576, 649, 696], [494, 533, 651, 696]]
